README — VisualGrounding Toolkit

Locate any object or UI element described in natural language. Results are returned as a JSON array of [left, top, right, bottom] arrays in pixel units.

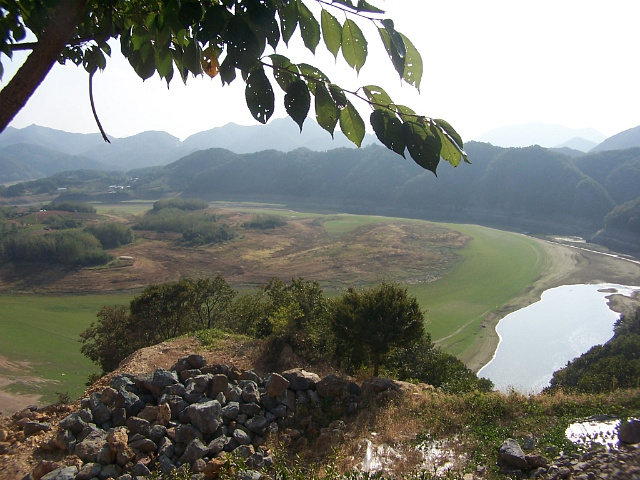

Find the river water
[[477, 284, 640, 393]]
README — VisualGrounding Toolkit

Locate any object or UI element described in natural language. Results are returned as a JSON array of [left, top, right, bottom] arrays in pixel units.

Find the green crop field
[[409, 224, 546, 360], [0, 294, 133, 404]]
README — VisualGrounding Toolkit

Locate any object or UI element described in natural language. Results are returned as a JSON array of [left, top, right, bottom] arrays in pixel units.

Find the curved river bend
[[477, 284, 640, 393]]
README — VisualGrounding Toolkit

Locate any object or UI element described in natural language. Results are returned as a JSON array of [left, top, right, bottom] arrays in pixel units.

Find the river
[[477, 283, 640, 393]]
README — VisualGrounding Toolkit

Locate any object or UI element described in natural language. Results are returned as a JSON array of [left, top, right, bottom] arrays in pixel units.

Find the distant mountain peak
[[474, 123, 606, 149]]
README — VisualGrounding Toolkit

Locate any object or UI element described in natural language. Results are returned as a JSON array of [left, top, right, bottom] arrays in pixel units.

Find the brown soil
[[0, 212, 468, 294]]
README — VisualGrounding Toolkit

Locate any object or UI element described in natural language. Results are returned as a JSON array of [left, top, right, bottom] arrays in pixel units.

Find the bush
[[243, 214, 287, 229], [152, 197, 208, 211], [0, 230, 111, 265], [42, 214, 83, 229], [43, 201, 96, 214], [85, 222, 135, 248]]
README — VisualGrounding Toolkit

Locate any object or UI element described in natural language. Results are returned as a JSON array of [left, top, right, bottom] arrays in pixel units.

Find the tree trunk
[[0, 0, 88, 133]]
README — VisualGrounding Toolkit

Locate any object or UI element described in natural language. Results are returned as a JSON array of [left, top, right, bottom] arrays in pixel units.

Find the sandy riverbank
[[465, 239, 640, 373]]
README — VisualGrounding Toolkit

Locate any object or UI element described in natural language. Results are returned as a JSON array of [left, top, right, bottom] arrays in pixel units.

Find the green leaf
[[370, 109, 405, 157], [363, 85, 394, 110], [199, 5, 228, 41], [315, 83, 339, 137], [399, 33, 422, 91], [285, 80, 311, 132], [155, 47, 174, 82], [403, 120, 442, 174], [434, 119, 469, 166], [245, 66, 274, 124], [381, 19, 406, 59], [341, 19, 368, 73], [329, 84, 347, 109], [297, 0, 320, 54], [298, 63, 329, 94], [332, 0, 355, 8], [339, 101, 365, 147], [270, 54, 299, 91], [321, 9, 342, 59], [181, 40, 201, 75], [356, 0, 385, 13], [278, 0, 298, 45], [378, 27, 404, 79], [394, 104, 416, 122]]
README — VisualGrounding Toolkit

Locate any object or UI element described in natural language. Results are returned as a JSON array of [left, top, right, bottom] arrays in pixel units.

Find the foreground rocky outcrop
[[8, 355, 413, 480]]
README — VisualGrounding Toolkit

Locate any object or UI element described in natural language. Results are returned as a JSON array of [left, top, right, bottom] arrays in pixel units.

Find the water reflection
[[478, 284, 639, 393]]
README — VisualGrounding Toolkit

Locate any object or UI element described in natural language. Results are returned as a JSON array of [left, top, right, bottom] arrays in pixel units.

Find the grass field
[[410, 224, 546, 361], [0, 294, 133, 403]]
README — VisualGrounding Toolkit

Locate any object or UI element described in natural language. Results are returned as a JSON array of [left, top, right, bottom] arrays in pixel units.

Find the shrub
[[85, 222, 135, 248], [243, 214, 287, 229], [43, 201, 96, 213]]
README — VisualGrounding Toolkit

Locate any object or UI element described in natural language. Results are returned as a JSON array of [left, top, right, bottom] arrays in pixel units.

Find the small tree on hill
[[330, 282, 424, 377]]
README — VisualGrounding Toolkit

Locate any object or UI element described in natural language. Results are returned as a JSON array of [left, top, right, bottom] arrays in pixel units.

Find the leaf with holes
[[434, 119, 468, 167], [329, 84, 347, 109], [297, 0, 320, 53], [340, 101, 365, 147], [371, 109, 405, 157], [399, 32, 422, 90], [270, 54, 299, 91], [245, 67, 274, 124], [321, 9, 341, 59], [278, 0, 298, 45], [200, 45, 220, 78], [285, 80, 311, 132], [315, 83, 339, 137], [342, 19, 367, 73], [378, 27, 404, 79], [363, 85, 394, 110], [403, 120, 441, 174], [356, 0, 384, 13]]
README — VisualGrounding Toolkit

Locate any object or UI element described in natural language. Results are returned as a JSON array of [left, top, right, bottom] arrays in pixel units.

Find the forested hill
[[130, 142, 639, 252], [4, 141, 639, 254]]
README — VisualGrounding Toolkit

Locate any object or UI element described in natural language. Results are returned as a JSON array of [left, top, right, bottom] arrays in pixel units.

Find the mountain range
[[3, 120, 640, 182]]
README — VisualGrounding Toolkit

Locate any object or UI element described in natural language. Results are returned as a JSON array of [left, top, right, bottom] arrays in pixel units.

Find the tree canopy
[[0, 0, 468, 175]]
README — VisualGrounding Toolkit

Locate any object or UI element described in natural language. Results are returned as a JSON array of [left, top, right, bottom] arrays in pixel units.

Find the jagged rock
[[241, 381, 261, 403], [131, 462, 152, 477], [265, 373, 290, 397], [222, 401, 240, 420], [128, 433, 157, 453], [40, 466, 78, 480], [233, 428, 252, 445], [144, 368, 179, 396], [59, 410, 92, 434], [525, 453, 549, 468], [188, 400, 222, 435], [180, 438, 210, 464], [245, 415, 269, 436], [282, 369, 320, 391], [204, 457, 227, 479], [619, 419, 640, 444], [316, 374, 349, 398], [116, 389, 145, 417], [240, 369, 262, 384], [172, 423, 204, 444], [186, 354, 207, 369], [157, 436, 175, 458], [75, 462, 102, 480], [75, 429, 108, 463], [498, 438, 529, 471], [97, 463, 121, 479], [361, 377, 400, 394], [239, 402, 262, 416], [186, 374, 214, 394], [23, 421, 51, 436], [30, 461, 60, 480]]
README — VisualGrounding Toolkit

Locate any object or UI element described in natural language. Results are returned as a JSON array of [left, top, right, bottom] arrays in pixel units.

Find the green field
[[0, 294, 133, 403], [0, 216, 548, 404], [410, 224, 546, 360]]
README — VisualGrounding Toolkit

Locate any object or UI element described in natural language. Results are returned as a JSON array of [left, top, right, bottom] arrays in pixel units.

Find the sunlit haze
[[2, 0, 639, 142]]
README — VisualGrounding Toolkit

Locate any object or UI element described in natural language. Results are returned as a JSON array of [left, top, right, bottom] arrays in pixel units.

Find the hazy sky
[[2, 0, 639, 142]]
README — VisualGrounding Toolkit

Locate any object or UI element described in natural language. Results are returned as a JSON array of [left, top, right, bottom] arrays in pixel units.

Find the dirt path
[[466, 238, 640, 372]]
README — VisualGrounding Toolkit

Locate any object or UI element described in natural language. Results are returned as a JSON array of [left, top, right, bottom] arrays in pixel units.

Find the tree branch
[[0, 0, 88, 133]]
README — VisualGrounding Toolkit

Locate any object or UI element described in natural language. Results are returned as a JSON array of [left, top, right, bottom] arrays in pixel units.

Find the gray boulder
[[498, 438, 529, 470], [187, 400, 222, 435], [619, 419, 640, 444]]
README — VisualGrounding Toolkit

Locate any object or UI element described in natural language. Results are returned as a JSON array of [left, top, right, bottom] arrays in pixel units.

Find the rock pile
[[495, 435, 640, 480], [22, 355, 399, 480]]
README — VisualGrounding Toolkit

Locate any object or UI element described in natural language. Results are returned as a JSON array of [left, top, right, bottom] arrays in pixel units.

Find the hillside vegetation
[[4, 141, 639, 255]]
